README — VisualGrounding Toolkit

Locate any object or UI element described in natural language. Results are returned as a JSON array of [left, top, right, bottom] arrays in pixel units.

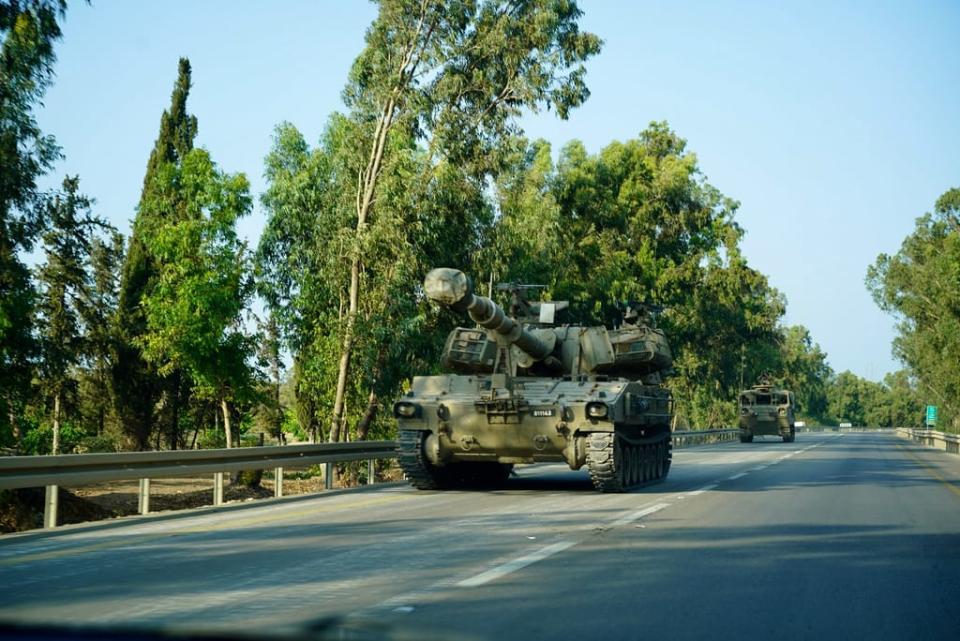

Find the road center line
[[686, 483, 717, 497], [727, 472, 747, 480], [611, 502, 671, 527], [456, 540, 578, 588]]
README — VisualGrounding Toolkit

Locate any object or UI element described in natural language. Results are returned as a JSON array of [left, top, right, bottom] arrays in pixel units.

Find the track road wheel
[[587, 432, 626, 493], [397, 430, 454, 490]]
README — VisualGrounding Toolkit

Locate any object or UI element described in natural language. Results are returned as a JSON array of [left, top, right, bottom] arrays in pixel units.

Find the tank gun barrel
[[424, 268, 553, 360]]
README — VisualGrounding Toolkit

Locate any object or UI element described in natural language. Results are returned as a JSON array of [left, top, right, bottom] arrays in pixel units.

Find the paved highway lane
[[1, 432, 958, 640]]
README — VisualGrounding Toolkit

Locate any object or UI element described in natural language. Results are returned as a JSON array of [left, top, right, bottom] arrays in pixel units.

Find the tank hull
[[396, 373, 673, 492]]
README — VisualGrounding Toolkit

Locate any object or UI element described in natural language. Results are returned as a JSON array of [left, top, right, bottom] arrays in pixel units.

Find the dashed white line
[[727, 472, 748, 480], [686, 483, 718, 497], [611, 502, 671, 527], [456, 540, 578, 587]]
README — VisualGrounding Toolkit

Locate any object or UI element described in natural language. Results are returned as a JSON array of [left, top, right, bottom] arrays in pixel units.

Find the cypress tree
[[114, 57, 197, 450]]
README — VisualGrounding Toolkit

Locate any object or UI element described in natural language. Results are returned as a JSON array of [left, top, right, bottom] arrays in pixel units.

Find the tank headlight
[[586, 402, 609, 419], [778, 407, 786, 416], [740, 406, 749, 415], [393, 402, 420, 418]]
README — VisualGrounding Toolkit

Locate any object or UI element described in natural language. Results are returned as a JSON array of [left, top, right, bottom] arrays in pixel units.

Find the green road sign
[[925, 405, 938, 427]]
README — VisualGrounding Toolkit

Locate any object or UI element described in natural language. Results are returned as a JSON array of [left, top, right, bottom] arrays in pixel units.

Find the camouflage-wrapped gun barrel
[[424, 268, 553, 361]]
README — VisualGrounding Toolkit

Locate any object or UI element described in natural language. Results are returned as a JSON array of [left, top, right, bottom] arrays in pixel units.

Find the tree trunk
[[356, 391, 378, 441], [52, 391, 61, 455], [221, 398, 233, 449], [9, 408, 21, 451], [169, 372, 180, 450]]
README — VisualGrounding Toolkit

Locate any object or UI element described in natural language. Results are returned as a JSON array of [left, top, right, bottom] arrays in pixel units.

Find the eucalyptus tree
[[0, 0, 67, 445], [867, 187, 960, 430], [115, 57, 198, 449]]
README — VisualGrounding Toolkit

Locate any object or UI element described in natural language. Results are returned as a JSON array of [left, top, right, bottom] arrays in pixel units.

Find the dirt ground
[[1, 462, 404, 534]]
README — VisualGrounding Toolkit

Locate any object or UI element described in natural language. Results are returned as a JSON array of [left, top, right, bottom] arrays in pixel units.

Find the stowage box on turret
[[394, 268, 674, 493], [738, 376, 796, 443]]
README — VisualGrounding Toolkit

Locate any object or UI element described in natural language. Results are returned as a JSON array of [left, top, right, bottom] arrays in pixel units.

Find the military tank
[[738, 375, 797, 443], [394, 268, 674, 493]]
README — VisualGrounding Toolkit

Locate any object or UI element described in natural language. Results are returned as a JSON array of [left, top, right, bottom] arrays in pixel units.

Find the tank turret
[[424, 268, 556, 365]]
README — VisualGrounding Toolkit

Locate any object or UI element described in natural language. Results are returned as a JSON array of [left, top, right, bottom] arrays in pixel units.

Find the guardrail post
[[213, 472, 224, 506], [367, 459, 375, 485], [274, 467, 283, 498], [44, 485, 58, 529], [325, 462, 333, 490], [138, 478, 150, 514]]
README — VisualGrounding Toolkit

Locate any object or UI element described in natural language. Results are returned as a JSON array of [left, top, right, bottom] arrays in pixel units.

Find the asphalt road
[[1, 431, 959, 641]]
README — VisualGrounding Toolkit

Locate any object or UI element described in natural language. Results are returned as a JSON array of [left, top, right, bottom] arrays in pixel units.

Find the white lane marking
[[686, 483, 717, 497], [750, 465, 768, 471], [456, 540, 577, 588], [727, 472, 747, 480], [611, 502, 671, 527]]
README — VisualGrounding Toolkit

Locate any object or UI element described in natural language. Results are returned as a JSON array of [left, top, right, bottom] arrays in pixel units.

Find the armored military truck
[[394, 268, 674, 493], [738, 376, 796, 443]]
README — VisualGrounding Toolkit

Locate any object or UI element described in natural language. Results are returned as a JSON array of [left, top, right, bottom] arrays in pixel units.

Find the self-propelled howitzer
[[395, 268, 674, 492]]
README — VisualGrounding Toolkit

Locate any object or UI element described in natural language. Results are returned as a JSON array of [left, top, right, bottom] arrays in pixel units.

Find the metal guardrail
[[896, 428, 960, 454], [0, 441, 396, 529], [0, 441, 396, 489]]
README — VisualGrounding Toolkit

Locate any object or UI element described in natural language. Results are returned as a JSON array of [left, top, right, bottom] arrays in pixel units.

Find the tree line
[[1, 1, 949, 458]]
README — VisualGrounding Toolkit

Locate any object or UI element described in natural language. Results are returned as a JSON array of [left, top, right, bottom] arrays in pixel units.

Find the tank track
[[397, 430, 513, 490], [397, 430, 449, 489], [586, 431, 672, 493]]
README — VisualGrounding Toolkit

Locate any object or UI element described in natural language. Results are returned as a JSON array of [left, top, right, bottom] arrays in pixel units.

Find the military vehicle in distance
[[738, 376, 796, 443], [394, 268, 674, 492]]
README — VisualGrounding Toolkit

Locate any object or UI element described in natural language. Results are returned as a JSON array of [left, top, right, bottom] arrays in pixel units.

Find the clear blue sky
[[38, 1, 960, 382]]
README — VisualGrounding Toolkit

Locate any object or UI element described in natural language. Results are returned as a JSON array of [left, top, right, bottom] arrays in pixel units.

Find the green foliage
[[0, 0, 67, 444], [77, 229, 124, 436], [136, 148, 255, 409], [825, 369, 922, 427], [345, 0, 602, 178], [36, 178, 104, 391], [22, 419, 83, 455], [867, 186, 960, 431], [35, 175, 110, 452]]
